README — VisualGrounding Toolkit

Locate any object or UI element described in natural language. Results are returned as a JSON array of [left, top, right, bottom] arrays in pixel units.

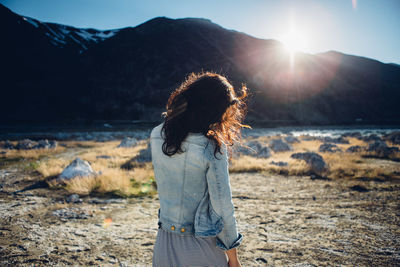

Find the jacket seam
[[179, 143, 189, 224]]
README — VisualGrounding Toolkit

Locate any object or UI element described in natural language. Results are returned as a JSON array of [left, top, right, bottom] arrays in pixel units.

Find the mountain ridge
[[1, 4, 399, 125]]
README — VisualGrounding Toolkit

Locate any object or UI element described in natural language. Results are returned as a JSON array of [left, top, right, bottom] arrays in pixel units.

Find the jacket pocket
[[194, 192, 224, 237]]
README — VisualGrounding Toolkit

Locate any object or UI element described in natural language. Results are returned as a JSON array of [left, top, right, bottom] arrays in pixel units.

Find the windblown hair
[[161, 72, 249, 158]]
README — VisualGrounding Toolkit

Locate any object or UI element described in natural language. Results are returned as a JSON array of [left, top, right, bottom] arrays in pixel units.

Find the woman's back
[[150, 122, 210, 230]]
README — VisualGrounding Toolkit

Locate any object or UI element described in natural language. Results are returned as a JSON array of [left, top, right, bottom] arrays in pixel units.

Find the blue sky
[[1, 0, 399, 64]]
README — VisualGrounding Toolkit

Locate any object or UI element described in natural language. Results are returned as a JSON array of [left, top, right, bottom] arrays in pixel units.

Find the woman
[[150, 72, 248, 267]]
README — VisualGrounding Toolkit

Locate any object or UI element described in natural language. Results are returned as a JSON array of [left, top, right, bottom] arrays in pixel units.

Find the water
[[0, 123, 399, 141]]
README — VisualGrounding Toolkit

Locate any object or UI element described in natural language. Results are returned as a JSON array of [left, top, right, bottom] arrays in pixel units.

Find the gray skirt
[[152, 228, 228, 267]]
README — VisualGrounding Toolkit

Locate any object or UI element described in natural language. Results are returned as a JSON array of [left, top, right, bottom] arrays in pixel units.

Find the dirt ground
[[1, 162, 399, 266]]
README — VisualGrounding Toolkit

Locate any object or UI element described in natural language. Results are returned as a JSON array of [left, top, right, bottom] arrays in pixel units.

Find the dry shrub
[[36, 158, 70, 177], [64, 176, 99, 195], [229, 156, 268, 173]]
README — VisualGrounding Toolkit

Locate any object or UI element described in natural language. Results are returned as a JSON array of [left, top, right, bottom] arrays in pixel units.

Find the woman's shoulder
[[204, 139, 228, 162], [150, 122, 164, 139]]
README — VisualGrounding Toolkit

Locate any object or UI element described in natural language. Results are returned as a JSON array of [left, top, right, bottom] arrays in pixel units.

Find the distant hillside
[[1, 4, 400, 125]]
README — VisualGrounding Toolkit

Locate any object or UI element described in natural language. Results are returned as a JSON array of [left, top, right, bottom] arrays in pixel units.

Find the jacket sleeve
[[205, 142, 243, 250]]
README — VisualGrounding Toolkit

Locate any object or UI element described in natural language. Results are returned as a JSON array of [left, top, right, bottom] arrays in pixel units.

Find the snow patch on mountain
[[76, 29, 119, 42], [23, 17, 39, 28]]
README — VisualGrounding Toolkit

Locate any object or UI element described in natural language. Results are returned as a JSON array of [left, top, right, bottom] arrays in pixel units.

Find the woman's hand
[[228, 260, 242, 267], [226, 248, 241, 267]]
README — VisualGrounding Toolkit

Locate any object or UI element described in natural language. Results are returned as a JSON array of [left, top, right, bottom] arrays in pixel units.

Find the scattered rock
[[236, 141, 271, 158], [321, 136, 349, 144], [346, 146, 363, 153], [255, 257, 268, 263], [301, 135, 318, 141], [16, 139, 37, 150], [291, 152, 328, 173], [133, 144, 152, 162], [6, 139, 57, 150], [58, 158, 98, 181], [367, 141, 399, 158], [310, 174, 331, 181], [342, 132, 362, 139], [319, 143, 342, 153], [384, 131, 400, 145], [356, 177, 385, 183], [88, 198, 124, 204], [96, 155, 112, 159], [66, 194, 82, 204], [284, 136, 300, 144], [269, 139, 292, 152], [270, 161, 288, 167], [117, 137, 138, 148], [96, 136, 113, 142], [52, 207, 91, 220], [1, 140, 14, 149], [361, 134, 382, 143], [349, 185, 369, 192]]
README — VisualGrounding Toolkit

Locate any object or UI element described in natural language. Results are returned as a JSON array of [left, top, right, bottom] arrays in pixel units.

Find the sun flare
[[280, 30, 309, 53]]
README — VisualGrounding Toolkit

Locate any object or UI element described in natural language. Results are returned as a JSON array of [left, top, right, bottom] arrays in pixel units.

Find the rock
[[269, 139, 292, 152], [255, 257, 268, 264], [36, 139, 51, 149], [52, 207, 90, 220], [319, 143, 342, 153], [346, 145, 363, 153], [16, 139, 38, 150], [270, 161, 288, 167], [88, 198, 124, 204], [367, 140, 387, 151], [6, 139, 57, 150], [291, 152, 328, 173], [96, 155, 111, 159], [367, 140, 399, 157], [284, 136, 300, 144], [96, 136, 113, 142], [237, 141, 271, 158], [2, 140, 14, 149], [342, 132, 362, 139], [310, 174, 331, 181], [384, 131, 400, 145], [301, 135, 318, 141], [58, 158, 97, 181], [133, 144, 152, 162], [361, 134, 382, 142], [321, 136, 349, 144], [48, 140, 58, 148], [349, 185, 369, 192], [66, 194, 82, 204], [117, 137, 138, 148]]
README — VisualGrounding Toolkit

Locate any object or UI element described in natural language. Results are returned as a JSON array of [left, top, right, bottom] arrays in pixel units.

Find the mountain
[[1, 4, 399, 126]]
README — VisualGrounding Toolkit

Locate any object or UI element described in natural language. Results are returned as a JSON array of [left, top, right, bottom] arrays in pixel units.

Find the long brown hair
[[161, 72, 250, 158]]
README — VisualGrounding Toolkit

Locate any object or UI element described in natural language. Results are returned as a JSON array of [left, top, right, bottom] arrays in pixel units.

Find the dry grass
[[36, 158, 71, 177], [6, 135, 400, 196], [0, 146, 65, 160], [230, 136, 400, 180], [37, 140, 156, 197]]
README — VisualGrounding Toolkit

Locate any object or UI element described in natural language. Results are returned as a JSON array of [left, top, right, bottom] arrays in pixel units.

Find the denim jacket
[[150, 122, 243, 250]]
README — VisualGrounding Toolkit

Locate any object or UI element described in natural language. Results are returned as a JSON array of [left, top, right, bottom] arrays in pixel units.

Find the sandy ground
[[1, 163, 399, 266]]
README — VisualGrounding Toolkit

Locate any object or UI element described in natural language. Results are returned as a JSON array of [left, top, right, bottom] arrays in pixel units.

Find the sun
[[279, 30, 309, 53]]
